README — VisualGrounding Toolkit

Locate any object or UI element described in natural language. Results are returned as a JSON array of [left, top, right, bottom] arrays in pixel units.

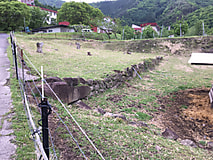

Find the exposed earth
[[152, 87, 213, 146], [46, 87, 213, 159]]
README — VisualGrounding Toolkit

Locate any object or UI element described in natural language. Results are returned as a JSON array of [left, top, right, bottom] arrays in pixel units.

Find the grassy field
[[12, 33, 213, 159]]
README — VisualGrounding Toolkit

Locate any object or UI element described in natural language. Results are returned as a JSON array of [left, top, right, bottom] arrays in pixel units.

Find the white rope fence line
[[19, 43, 105, 160]]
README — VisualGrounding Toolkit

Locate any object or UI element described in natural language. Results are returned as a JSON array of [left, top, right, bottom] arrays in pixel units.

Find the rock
[[79, 78, 86, 84], [104, 112, 127, 121], [36, 81, 91, 104], [63, 78, 79, 86], [45, 77, 62, 83], [128, 121, 148, 127], [137, 121, 148, 127], [36, 42, 43, 53], [76, 101, 92, 110], [181, 139, 197, 148], [52, 82, 73, 103], [162, 128, 179, 140], [207, 141, 213, 149], [94, 108, 106, 115]]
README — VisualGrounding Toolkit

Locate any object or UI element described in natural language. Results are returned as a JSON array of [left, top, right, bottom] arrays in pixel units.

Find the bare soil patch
[[153, 88, 213, 145]]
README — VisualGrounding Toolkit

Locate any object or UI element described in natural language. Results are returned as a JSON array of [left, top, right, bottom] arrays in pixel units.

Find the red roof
[[59, 21, 70, 26], [140, 23, 158, 27], [27, 4, 58, 13]]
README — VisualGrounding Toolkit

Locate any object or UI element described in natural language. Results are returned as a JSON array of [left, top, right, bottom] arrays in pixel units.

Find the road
[[0, 33, 16, 159]]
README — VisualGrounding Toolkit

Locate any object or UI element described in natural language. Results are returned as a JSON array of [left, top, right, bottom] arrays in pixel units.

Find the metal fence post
[[39, 98, 51, 159], [21, 49, 25, 86], [10, 33, 19, 80]]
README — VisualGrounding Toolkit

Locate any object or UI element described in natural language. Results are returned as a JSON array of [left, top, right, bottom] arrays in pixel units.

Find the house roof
[[140, 23, 158, 27], [59, 21, 70, 26], [132, 24, 142, 31], [27, 4, 58, 13], [32, 25, 71, 32]]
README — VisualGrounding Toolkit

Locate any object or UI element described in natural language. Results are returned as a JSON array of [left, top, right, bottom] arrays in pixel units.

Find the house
[[91, 17, 115, 33], [18, 0, 58, 25], [140, 23, 160, 35], [27, 4, 57, 25], [132, 24, 142, 32], [32, 25, 75, 33]]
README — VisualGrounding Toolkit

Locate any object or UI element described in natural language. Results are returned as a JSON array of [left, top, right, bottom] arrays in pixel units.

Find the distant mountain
[[38, 0, 65, 8], [91, 0, 213, 27]]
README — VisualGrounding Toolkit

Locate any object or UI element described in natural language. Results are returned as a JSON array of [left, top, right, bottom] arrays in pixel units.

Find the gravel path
[[0, 33, 16, 159]]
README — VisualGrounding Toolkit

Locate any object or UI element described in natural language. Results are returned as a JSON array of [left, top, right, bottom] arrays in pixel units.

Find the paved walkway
[[0, 33, 16, 159]]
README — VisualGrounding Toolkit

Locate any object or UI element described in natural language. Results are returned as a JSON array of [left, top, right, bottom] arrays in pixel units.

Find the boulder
[[45, 77, 62, 83], [181, 139, 197, 148], [76, 101, 92, 110], [63, 77, 79, 86], [162, 128, 179, 140]]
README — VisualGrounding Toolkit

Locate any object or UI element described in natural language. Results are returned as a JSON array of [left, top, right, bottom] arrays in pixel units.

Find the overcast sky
[[64, 0, 113, 3]]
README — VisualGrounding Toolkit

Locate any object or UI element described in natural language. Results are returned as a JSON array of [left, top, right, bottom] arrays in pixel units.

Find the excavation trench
[[153, 88, 213, 146]]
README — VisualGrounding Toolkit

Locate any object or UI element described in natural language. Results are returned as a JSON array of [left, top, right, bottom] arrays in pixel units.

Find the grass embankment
[[13, 34, 213, 159], [7, 45, 36, 159]]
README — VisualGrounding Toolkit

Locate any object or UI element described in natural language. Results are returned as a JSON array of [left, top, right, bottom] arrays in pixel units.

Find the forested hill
[[38, 0, 65, 8], [91, 0, 213, 26]]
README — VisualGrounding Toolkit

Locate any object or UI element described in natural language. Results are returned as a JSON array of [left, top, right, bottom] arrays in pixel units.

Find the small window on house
[[49, 30, 53, 32]]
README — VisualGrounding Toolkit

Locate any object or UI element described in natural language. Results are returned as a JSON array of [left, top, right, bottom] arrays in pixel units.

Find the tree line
[[0, 0, 210, 39]]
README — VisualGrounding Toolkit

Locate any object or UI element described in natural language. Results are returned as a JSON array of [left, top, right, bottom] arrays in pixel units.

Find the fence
[[10, 32, 105, 160]]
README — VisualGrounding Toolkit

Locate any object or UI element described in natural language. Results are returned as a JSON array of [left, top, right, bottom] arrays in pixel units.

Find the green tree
[[29, 7, 49, 29], [122, 25, 134, 40], [173, 19, 188, 36], [142, 25, 157, 39], [57, 2, 104, 25], [0, 1, 30, 31], [194, 20, 203, 36]]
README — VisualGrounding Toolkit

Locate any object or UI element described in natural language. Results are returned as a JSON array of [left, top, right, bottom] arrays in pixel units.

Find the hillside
[[38, 0, 65, 8], [91, 0, 213, 26]]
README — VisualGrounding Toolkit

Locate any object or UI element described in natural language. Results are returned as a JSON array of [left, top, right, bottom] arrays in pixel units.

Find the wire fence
[[10, 32, 105, 160]]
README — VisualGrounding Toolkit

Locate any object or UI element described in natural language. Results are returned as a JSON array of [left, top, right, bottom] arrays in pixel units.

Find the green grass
[[11, 34, 213, 159], [15, 34, 161, 79]]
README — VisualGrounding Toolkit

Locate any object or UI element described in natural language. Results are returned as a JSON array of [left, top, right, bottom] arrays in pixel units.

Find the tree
[[57, 2, 104, 25], [173, 19, 188, 36], [122, 25, 134, 40], [142, 25, 157, 39], [0, 1, 30, 31], [194, 20, 203, 36], [29, 7, 49, 29]]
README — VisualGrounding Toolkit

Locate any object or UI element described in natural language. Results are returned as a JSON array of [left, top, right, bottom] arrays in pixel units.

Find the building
[[140, 23, 160, 35], [132, 24, 142, 32], [20, 0, 34, 5], [18, 0, 57, 25], [32, 25, 75, 33], [91, 17, 115, 33]]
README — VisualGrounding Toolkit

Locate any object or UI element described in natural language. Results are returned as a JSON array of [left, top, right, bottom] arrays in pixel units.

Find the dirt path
[[0, 33, 16, 159]]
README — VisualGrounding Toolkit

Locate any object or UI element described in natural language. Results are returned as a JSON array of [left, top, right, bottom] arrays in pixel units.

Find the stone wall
[[87, 56, 163, 97], [36, 57, 163, 104]]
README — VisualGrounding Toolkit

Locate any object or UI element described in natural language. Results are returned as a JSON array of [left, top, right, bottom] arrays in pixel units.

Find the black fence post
[[39, 98, 51, 159], [13, 41, 19, 80], [10, 33, 19, 80]]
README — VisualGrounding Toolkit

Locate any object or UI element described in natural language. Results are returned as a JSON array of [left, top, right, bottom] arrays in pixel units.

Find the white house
[[32, 25, 75, 33], [132, 24, 142, 32], [140, 23, 160, 35], [18, 0, 58, 25]]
